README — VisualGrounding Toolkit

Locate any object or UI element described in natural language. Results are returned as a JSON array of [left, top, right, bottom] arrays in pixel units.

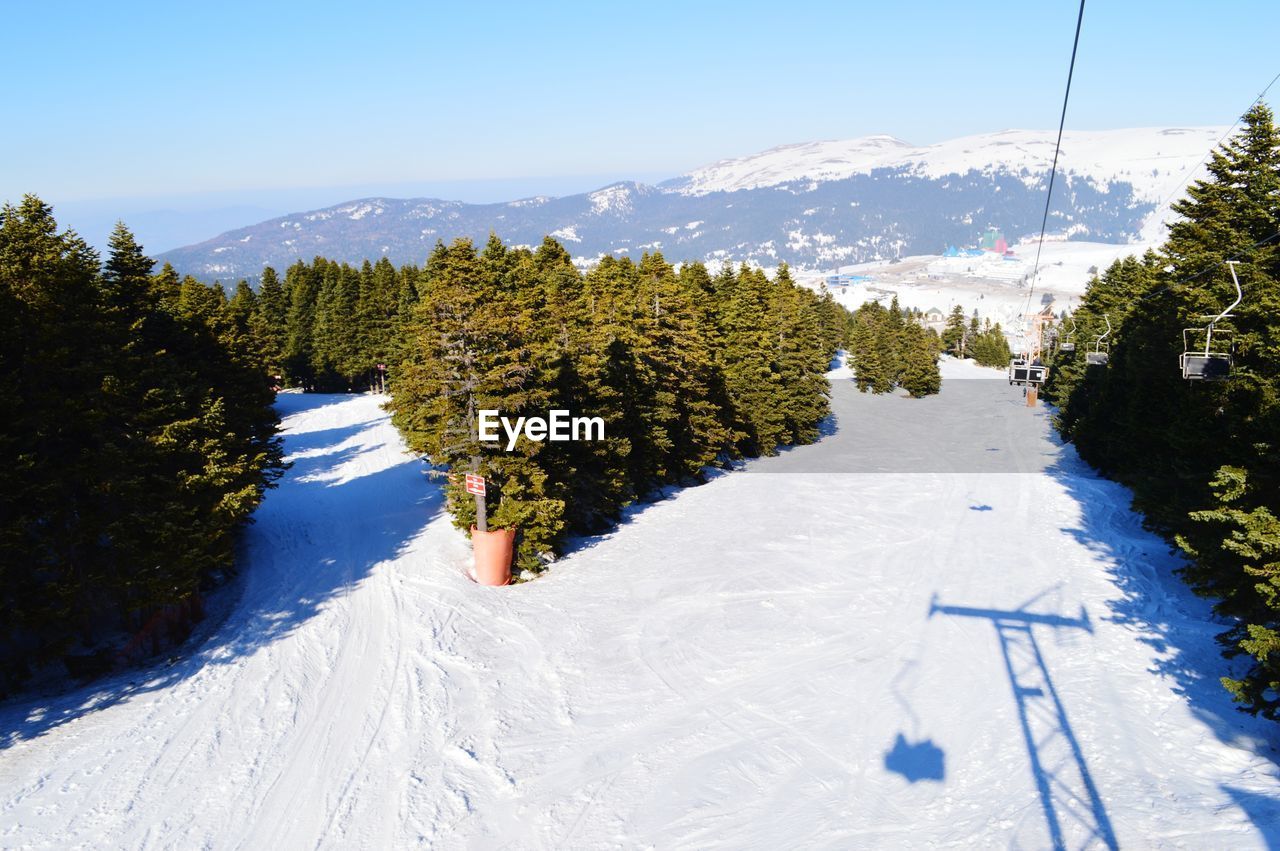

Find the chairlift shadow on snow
[[1033, 392, 1276, 769], [884, 659, 946, 783], [0, 393, 440, 750], [883, 734, 946, 783]]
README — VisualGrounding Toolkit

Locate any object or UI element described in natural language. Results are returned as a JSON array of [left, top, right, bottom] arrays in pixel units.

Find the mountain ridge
[[157, 126, 1226, 281]]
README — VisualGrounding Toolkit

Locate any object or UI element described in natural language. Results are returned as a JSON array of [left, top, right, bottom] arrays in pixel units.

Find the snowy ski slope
[[2, 362, 1278, 848]]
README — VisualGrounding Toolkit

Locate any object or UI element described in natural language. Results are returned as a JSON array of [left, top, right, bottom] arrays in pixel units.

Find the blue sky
[[3, 1, 1278, 249]]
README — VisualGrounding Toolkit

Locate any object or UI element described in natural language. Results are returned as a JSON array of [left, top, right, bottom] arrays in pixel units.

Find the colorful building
[[979, 226, 1009, 254]]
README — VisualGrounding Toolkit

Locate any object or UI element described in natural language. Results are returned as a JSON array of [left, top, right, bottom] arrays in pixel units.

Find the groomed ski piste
[[3, 358, 1278, 848]]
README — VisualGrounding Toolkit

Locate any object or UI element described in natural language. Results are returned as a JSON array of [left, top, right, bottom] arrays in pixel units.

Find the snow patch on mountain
[[344, 202, 382, 220], [549, 225, 581, 243], [589, 183, 637, 215]]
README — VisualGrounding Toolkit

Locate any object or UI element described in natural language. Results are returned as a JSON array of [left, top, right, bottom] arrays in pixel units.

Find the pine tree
[[900, 323, 942, 397], [227, 280, 257, 340], [251, 266, 288, 383], [771, 267, 833, 440], [357, 257, 399, 390], [0, 196, 108, 681], [942, 304, 967, 355], [150, 261, 181, 312], [720, 265, 788, 453], [390, 238, 565, 570], [283, 259, 321, 390], [1179, 466, 1280, 720]]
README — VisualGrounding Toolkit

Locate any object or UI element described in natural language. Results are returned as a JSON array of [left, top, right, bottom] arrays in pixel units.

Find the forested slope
[[1044, 104, 1280, 718]]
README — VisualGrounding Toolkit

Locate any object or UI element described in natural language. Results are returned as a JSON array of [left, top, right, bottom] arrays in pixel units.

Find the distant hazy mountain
[[157, 127, 1223, 282]]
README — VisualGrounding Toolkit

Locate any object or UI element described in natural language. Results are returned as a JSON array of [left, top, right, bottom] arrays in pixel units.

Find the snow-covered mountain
[[157, 127, 1225, 281], [671, 127, 1222, 200]]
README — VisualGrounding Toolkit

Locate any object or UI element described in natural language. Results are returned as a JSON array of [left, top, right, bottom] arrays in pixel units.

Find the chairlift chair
[[1058, 315, 1076, 353], [1008, 358, 1048, 386], [1180, 261, 1241, 381], [1086, 314, 1111, 367]]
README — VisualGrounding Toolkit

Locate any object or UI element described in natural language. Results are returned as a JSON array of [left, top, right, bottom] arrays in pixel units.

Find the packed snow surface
[[3, 369, 1279, 848]]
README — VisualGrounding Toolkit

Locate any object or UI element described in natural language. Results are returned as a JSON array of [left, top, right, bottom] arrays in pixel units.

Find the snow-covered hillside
[[673, 127, 1226, 202], [4, 371, 1277, 848], [804, 239, 1153, 340]]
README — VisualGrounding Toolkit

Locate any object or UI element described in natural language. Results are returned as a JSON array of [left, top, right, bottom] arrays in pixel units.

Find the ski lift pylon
[[1180, 261, 1240, 381]]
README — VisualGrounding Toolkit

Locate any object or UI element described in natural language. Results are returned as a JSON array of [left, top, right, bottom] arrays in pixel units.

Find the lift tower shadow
[[930, 592, 1119, 850]]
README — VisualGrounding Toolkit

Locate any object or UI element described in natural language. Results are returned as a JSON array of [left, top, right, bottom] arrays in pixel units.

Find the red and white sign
[[464, 474, 486, 496]]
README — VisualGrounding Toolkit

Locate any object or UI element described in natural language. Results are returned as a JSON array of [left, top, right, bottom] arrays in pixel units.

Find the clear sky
[[2, 1, 1278, 247]]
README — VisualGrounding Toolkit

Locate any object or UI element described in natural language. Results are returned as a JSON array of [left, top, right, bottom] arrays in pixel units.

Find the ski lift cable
[[1128, 227, 1280, 309], [1050, 66, 1280, 340], [1062, 226, 1280, 329], [1147, 68, 1280, 219], [1168, 229, 1280, 291], [1060, 67, 1280, 320], [1021, 0, 1087, 334]]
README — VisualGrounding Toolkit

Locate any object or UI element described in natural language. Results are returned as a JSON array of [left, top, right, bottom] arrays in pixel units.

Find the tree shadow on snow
[[555, 406, 845, 559], [276, 418, 384, 460], [1221, 785, 1280, 849], [1044, 450, 1280, 765], [0, 393, 440, 750], [555, 464, 738, 559]]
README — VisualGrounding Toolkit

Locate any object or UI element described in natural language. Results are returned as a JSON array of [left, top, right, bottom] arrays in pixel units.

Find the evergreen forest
[[0, 197, 285, 695], [385, 239, 848, 571], [845, 297, 943, 397], [939, 304, 1014, 368], [1, 209, 850, 688]]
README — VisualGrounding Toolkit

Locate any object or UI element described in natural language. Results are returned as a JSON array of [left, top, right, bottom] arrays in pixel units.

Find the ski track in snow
[[2, 366, 1279, 848]]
